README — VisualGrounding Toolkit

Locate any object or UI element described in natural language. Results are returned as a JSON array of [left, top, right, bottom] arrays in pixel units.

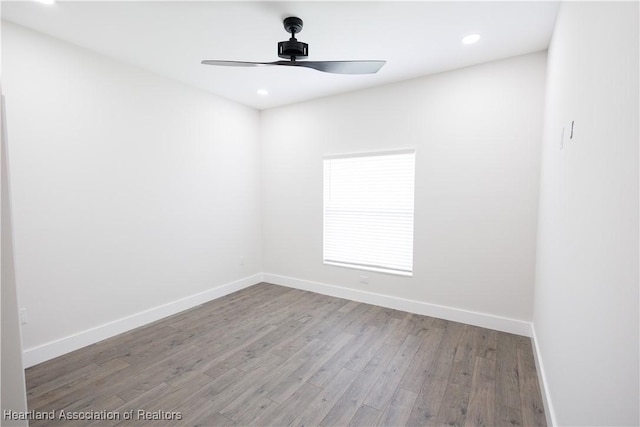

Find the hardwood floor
[[25, 283, 546, 426]]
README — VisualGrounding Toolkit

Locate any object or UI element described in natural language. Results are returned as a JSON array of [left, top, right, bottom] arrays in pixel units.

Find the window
[[323, 150, 415, 276]]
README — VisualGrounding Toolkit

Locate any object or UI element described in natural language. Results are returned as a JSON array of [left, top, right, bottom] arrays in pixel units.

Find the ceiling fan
[[201, 16, 386, 75]]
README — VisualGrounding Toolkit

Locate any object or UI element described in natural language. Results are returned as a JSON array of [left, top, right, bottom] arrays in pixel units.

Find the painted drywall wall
[[2, 22, 263, 358], [1, 93, 29, 425], [261, 52, 546, 324], [532, 2, 639, 426]]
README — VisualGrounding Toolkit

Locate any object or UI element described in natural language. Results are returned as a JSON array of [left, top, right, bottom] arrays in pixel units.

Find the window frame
[[322, 148, 416, 277]]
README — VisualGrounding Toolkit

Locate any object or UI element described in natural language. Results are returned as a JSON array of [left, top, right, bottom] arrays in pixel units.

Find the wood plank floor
[[25, 283, 546, 426]]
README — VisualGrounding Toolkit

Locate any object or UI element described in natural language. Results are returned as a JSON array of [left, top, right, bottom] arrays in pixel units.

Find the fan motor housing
[[278, 39, 308, 60]]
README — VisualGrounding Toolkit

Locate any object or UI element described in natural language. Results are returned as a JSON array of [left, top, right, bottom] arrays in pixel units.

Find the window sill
[[324, 261, 413, 277]]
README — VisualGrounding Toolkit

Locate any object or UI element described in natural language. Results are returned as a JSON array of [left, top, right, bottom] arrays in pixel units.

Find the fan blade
[[201, 60, 274, 67], [279, 60, 386, 74], [201, 60, 386, 74]]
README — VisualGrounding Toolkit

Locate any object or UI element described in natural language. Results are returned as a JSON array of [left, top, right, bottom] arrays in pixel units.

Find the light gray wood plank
[[496, 403, 523, 426], [398, 326, 445, 393], [29, 358, 130, 412], [26, 363, 101, 401], [233, 396, 277, 426], [134, 373, 214, 427], [364, 334, 421, 410], [496, 333, 523, 411], [475, 328, 498, 361], [173, 368, 247, 424], [464, 356, 496, 427], [198, 324, 280, 374], [269, 298, 366, 361], [105, 383, 175, 427], [199, 353, 285, 415], [434, 326, 480, 426], [219, 339, 325, 421], [377, 388, 417, 427], [338, 300, 361, 313], [406, 321, 465, 426], [348, 404, 383, 427], [191, 411, 236, 427], [517, 348, 547, 426], [251, 382, 321, 426], [267, 332, 353, 403], [344, 317, 402, 372], [320, 343, 397, 426], [289, 367, 359, 427], [307, 325, 378, 387]]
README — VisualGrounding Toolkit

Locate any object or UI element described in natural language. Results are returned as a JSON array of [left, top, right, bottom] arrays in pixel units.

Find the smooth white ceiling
[[1, 1, 559, 110]]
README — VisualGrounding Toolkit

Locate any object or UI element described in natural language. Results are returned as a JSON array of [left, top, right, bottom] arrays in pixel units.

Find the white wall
[[2, 22, 263, 364], [533, 2, 639, 426], [1, 92, 29, 425], [261, 52, 546, 327]]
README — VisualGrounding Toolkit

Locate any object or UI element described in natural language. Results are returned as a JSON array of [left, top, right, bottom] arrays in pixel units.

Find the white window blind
[[323, 150, 415, 276]]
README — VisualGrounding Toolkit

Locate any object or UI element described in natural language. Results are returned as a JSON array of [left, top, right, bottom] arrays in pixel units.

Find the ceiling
[[1, 1, 559, 110]]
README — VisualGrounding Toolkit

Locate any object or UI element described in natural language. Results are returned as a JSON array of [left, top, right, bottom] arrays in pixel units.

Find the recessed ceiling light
[[462, 34, 481, 45], [256, 89, 269, 96], [35, 0, 56, 4]]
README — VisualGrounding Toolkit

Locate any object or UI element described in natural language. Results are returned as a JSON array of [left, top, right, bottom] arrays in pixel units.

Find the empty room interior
[[1, 1, 638, 426]]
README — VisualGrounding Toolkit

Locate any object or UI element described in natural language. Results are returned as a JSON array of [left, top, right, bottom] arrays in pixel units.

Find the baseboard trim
[[263, 273, 531, 337], [530, 323, 558, 426], [22, 273, 263, 368]]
